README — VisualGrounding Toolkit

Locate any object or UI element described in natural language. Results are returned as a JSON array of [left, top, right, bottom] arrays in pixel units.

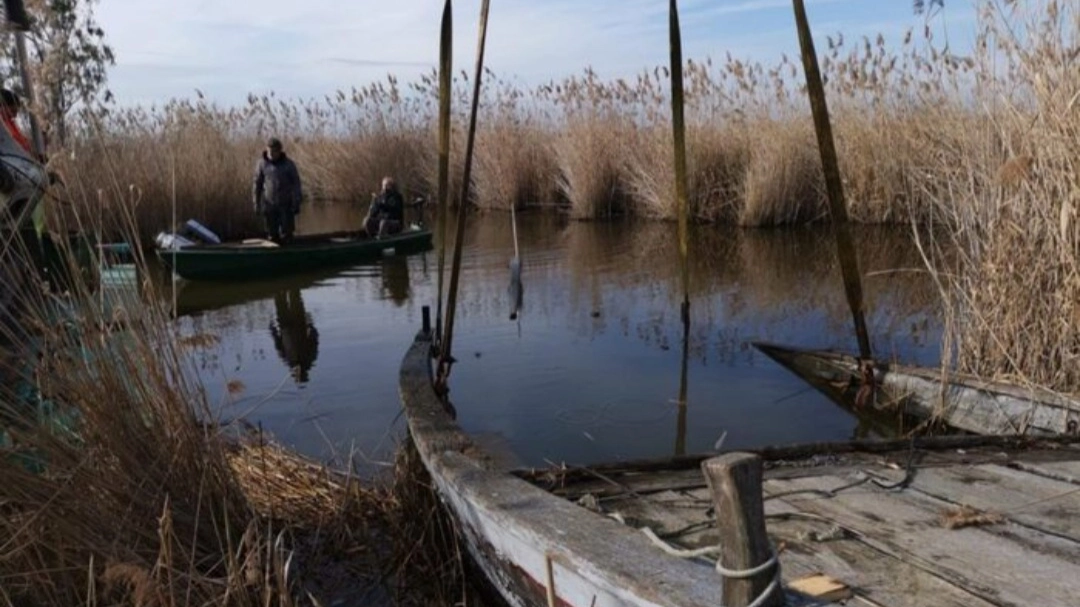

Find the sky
[[94, 0, 980, 107]]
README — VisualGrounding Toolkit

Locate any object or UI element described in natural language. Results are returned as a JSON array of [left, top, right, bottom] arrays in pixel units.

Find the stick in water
[[791, 0, 873, 362], [438, 0, 491, 388]]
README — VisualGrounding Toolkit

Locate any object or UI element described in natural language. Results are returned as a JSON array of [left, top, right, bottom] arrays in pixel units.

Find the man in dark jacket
[[253, 137, 303, 243], [364, 176, 404, 237]]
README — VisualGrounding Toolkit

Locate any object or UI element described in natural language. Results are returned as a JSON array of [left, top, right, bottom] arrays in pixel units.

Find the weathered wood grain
[[766, 499, 999, 607], [765, 474, 1080, 607], [878, 463, 1080, 541]]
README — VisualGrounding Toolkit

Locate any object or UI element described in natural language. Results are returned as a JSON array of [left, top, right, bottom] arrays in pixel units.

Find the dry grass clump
[[539, 69, 638, 218], [472, 72, 558, 210], [740, 122, 823, 226], [940, 505, 1005, 530]]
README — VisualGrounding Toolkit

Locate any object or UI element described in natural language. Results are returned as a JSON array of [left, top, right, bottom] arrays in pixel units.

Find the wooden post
[[421, 305, 431, 336], [701, 453, 783, 607]]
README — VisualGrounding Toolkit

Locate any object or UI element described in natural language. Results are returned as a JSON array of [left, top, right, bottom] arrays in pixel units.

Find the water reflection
[[168, 208, 945, 471], [380, 256, 411, 306], [269, 288, 320, 384]]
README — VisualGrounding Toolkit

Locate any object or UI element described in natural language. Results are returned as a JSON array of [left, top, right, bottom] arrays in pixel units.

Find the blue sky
[[96, 0, 979, 106]]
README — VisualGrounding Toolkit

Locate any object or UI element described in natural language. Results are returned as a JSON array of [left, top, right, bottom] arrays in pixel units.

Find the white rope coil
[[633, 519, 783, 607]]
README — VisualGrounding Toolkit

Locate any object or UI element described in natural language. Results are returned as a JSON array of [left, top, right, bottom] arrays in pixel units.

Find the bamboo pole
[[435, 0, 452, 343], [669, 0, 691, 329], [437, 0, 490, 389], [670, 0, 691, 456], [791, 0, 872, 362]]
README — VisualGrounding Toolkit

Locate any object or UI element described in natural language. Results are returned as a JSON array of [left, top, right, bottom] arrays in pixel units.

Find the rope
[[612, 511, 783, 607]]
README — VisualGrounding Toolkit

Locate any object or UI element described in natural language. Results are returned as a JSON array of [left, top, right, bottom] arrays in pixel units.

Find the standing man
[[253, 137, 303, 244]]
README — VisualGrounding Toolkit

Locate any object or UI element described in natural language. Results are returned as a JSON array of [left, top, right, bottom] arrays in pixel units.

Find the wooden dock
[[518, 437, 1080, 607]]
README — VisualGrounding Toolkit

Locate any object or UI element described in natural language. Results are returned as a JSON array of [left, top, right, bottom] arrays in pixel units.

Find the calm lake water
[[164, 203, 941, 474]]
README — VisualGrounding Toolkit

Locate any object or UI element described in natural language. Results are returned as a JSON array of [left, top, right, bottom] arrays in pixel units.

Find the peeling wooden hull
[[754, 341, 1080, 436], [399, 331, 825, 607]]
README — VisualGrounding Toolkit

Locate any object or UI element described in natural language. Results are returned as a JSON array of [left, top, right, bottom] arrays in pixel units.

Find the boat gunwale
[[399, 329, 734, 607], [753, 341, 1080, 410], [157, 228, 432, 257]]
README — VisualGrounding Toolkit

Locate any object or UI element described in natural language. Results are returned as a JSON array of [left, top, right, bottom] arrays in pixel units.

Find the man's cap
[[267, 137, 282, 149]]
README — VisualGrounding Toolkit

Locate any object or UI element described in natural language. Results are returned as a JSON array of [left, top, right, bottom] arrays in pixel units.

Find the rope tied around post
[[701, 452, 786, 607], [636, 523, 783, 607]]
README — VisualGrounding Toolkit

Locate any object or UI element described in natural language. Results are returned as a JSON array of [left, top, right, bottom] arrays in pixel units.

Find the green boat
[[156, 226, 434, 281]]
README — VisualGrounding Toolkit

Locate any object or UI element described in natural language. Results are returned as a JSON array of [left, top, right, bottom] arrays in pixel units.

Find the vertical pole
[[674, 330, 689, 456], [669, 0, 691, 329], [422, 305, 431, 336], [791, 0, 872, 362], [435, 0, 452, 342], [438, 0, 490, 389], [702, 453, 783, 607], [670, 0, 691, 457]]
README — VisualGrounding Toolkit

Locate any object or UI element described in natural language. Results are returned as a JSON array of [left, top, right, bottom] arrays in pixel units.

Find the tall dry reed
[[913, 1, 1080, 391], [0, 177, 469, 605]]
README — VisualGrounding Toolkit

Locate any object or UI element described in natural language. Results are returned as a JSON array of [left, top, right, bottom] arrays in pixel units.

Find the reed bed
[[915, 1, 1080, 392], [41, 0, 1041, 237]]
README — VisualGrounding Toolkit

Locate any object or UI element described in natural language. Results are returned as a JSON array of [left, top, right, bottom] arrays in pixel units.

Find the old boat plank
[[1009, 460, 1080, 485], [402, 332, 846, 607], [764, 500, 1000, 607], [764, 474, 1080, 607], [754, 343, 1080, 435], [402, 334, 725, 607], [873, 463, 1080, 541], [595, 486, 999, 607]]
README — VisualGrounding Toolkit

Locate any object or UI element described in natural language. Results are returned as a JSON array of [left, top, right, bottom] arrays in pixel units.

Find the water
[[167, 203, 941, 474]]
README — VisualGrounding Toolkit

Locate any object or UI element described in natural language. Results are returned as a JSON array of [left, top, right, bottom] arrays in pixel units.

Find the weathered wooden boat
[[401, 320, 813, 607], [156, 226, 433, 281], [753, 341, 1080, 436], [401, 318, 1080, 606]]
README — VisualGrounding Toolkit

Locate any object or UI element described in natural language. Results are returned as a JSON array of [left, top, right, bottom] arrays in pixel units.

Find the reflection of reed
[[553, 221, 941, 359], [415, 215, 941, 362]]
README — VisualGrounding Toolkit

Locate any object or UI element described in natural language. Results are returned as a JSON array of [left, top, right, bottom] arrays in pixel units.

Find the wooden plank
[[764, 474, 1080, 607], [765, 500, 1000, 607], [1010, 460, 1080, 486], [512, 436, 1080, 488], [882, 463, 1080, 542]]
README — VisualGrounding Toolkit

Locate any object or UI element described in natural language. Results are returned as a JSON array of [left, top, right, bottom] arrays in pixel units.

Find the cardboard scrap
[[789, 573, 854, 602]]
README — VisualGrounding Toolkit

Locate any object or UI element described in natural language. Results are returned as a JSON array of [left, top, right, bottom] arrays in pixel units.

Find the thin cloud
[[97, 0, 972, 105], [326, 57, 433, 68]]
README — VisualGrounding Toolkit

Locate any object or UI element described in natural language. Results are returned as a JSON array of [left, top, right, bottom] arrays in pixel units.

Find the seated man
[[364, 176, 404, 237]]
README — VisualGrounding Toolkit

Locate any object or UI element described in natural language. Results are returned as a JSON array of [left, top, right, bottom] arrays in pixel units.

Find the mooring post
[[421, 305, 431, 336], [702, 452, 783, 607]]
